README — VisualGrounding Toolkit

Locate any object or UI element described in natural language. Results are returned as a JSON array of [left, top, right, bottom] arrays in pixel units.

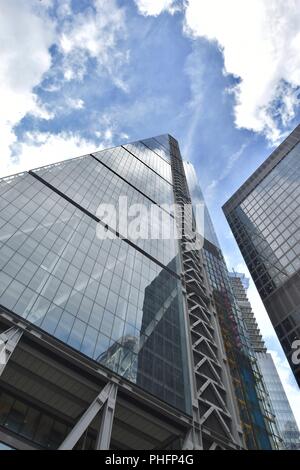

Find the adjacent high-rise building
[[0, 135, 247, 450], [229, 272, 300, 450], [223, 124, 300, 387]]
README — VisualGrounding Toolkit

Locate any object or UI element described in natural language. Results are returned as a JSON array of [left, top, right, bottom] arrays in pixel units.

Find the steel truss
[[169, 137, 243, 450]]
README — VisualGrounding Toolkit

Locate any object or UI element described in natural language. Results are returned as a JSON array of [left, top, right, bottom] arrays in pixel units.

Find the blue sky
[[1, 0, 300, 424]]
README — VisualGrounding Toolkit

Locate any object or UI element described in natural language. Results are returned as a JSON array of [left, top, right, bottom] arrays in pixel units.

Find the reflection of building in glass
[[97, 335, 139, 383], [223, 125, 300, 386], [229, 272, 300, 450], [98, 257, 188, 411], [136, 258, 188, 411]]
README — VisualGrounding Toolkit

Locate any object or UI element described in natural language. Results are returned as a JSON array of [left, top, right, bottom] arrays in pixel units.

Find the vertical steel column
[[95, 383, 118, 450]]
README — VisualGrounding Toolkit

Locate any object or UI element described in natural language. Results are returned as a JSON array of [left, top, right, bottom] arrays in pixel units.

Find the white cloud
[[58, 0, 129, 90], [0, 0, 55, 175], [1, 131, 100, 178], [134, 0, 179, 16], [0, 0, 131, 179], [139, 0, 300, 143], [181, 48, 205, 157], [183, 0, 300, 143], [104, 129, 113, 141]]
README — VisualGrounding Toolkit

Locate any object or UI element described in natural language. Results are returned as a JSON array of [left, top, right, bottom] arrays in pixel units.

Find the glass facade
[[228, 142, 300, 298], [256, 352, 300, 450], [223, 126, 300, 387], [33, 155, 179, 268], [92, 146, 174, 206], [185, 164, 278, 449], [0, 136, 191, 414]]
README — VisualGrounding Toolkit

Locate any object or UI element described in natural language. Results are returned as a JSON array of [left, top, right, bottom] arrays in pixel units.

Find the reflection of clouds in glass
[[98, 335, 139, 382], [183, 161, 220, 248]]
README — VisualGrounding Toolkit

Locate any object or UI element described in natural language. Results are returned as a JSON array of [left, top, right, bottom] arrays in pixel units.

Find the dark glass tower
[[223, 124, 300, 387], [0, 135, 243, 450]]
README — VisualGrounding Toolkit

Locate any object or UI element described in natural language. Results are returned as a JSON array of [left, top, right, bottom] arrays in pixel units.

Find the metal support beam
[[95, 382, 118, 450], [182, 427, 202, 450], [0, 326, 23, 376], [58, 382, 118, 450]]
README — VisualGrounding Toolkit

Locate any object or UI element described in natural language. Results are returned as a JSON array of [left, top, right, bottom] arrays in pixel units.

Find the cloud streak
[[206, 142, 248, 201], [135, 0, 300, 143]]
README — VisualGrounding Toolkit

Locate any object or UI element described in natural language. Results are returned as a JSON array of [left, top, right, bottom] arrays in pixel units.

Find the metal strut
[[59, 382, 118, 450], [0, 326, 23, 377]]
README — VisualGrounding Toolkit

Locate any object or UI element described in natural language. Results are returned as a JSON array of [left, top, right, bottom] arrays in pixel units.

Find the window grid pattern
[[123, 141, 172, 182], [33, 156, 178, 268], [227, 142, 300, 299], [256, 353, 300, 449], [123, 142, 172, 184], [92, 146, 173, 206]]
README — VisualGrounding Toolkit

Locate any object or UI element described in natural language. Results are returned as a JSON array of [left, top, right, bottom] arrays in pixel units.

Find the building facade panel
[[0, 133, 279, 450], [32, 154, 179, 268], [92, 145, 174, 206], [228, 272, 300, 450]]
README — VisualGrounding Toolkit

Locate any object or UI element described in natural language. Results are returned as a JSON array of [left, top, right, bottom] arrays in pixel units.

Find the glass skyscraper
[[229, 272, 300, 450], [185, 165, 280, 450], [0, 135, 246, 450], [0, 140, 188, 411], [223, 124, 300, 387]]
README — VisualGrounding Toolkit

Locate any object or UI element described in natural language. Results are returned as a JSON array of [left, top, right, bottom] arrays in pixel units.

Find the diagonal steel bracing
[[59, 382, 118, 450]]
